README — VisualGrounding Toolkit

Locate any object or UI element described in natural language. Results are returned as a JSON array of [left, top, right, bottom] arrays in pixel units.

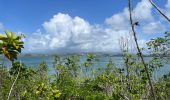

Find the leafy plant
[[0, 31, 24, 61]]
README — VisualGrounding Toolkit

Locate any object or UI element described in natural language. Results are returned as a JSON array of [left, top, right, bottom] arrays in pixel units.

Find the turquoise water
[[1, 55, 170, 80]]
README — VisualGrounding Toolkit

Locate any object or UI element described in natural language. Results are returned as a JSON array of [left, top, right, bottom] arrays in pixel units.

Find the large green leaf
[[0, 31, 24, 61]]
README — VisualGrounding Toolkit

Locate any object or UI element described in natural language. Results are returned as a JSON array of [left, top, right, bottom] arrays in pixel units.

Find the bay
[[1, 55, 170, 81]]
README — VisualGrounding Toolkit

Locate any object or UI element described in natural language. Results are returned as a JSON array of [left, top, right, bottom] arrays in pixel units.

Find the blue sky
[[0, 0, 132, 33], [0, 0, 169, 53], [0, 0, 165, 33]]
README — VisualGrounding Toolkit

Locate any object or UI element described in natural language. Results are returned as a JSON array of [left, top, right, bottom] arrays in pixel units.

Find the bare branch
[[128, 0, 156, 99], [149, 0, 170, 22]]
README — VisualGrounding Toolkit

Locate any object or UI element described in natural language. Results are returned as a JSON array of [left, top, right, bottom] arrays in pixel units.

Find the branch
[[149, 0, 170, 22], [7, 61, 21, 100], [128, 0, 156, 99]]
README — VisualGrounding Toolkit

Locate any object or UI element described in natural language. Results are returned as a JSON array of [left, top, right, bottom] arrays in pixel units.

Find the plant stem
[[148, 0, 170, 22], [7, 61, 21, 100], [128, 0, 156, 99]]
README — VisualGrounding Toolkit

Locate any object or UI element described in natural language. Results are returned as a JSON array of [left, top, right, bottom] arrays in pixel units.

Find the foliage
[[0, 31, 170, 100], [0, 31, 24, 61]]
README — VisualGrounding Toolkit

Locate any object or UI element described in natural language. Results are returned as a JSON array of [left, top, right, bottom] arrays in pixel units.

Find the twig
[[128, 0, 156, 99], [120, 94, 130, 100], [119, 37, 131, 93], [149, 0, 170, 22], [7, 61, 21, 100], [124, 95, 130, 100]]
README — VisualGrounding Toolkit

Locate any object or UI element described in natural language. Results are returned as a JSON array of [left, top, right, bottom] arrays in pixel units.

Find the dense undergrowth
[[0, 32, 169, 100], [0, 54, 170, 100]]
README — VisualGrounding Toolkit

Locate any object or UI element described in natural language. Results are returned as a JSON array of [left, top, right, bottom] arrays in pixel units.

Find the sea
[[1, 55, 170, 81]]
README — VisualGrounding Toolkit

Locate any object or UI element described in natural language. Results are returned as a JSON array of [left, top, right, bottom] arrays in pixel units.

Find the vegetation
[[0, 31, 169, 99]]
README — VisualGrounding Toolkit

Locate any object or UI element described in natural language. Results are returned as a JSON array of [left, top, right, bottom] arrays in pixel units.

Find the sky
[[0, 0, 170, 54]]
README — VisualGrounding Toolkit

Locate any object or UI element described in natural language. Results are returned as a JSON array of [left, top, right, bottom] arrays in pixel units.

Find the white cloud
[[24, 13, 131, 53], [42, 13, 92, 49], [105, 8, 129, 30], [105, 0, 153, 30], [133, 0, 153, 21], [142, 21, 166, 34], [23, 0, 168, 54]]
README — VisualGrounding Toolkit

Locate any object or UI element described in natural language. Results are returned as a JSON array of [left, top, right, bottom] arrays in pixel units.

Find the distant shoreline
[[19, 53, 155, 58]]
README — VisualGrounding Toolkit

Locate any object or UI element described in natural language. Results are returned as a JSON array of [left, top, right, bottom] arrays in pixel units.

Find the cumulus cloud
[[42, 13, 92, 49], [105, 8, 129, 30], [133, 0, 153, 21], [142, 21, 166, 34], [24, 13, 131, 53], [105, 0, 153, 29], [23, 0, 169, 54]]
